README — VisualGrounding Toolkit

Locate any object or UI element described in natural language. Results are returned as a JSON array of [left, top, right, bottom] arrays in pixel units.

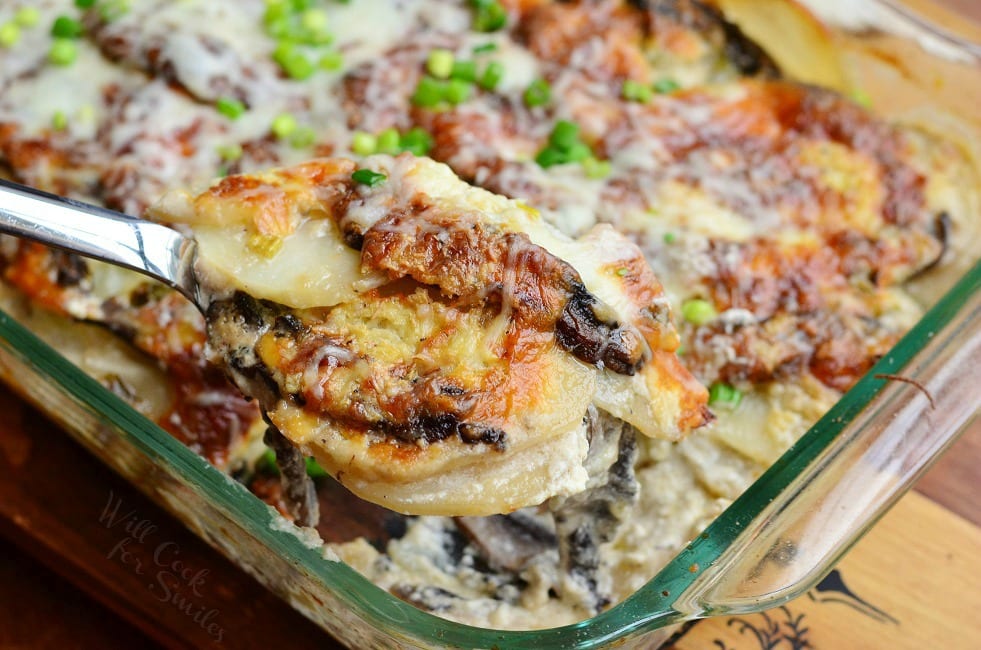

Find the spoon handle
[[0, 179, 198, 304]]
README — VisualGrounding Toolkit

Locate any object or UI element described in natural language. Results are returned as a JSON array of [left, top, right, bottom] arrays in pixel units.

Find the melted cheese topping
[[151, 155, 708, 515], [0, 0, 976, 631]]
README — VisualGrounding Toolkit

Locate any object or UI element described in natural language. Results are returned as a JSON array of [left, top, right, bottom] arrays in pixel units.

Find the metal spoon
[[0, 178, 202, 308]]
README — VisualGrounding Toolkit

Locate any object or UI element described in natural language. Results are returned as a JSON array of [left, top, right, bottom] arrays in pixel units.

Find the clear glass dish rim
[[0, 1, 978, 647], [0, 258, 976, 649]]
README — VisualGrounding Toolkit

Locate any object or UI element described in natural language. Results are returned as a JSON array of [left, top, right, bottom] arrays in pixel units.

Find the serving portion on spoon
[[0, 155, 709, 518]]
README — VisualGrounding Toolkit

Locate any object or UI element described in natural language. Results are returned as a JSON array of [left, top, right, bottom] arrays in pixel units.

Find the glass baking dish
[[0, 1, 978, 648]]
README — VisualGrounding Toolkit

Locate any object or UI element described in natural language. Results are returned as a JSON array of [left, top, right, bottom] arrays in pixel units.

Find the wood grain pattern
[[0, 391, 337, 650]]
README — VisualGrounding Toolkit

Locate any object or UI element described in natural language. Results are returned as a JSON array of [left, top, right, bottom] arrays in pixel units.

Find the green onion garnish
[[851, 88, 873, 108], [75, 0, 97, 8], [473, 42, 498, 54], [51, 15, 83, 39], [351, 131, 377, 156], [216, 143, 243, 161], [48, 38, 78, 65], [582, 157, 612, 179], [273, 43, 315, 80], [376, 127, 401, 155], [216, 97, 247, 120], [536, 120, 601, 169], [478, 61, 504, 91], [399, 127, 433, 156], [652, 78, 681, 94], [622, 79, 652, 103], [444, 78, 471, 105], [318, 51, 343, 71], [681, 298, 717, 326], [426, 48, 455, 79], [300, 8, 329, 34], [255, 448, 279, 476], [14, 7, 41, 28], [0, 23, 20, 48], [271, 112, 298, 138], [51, 111, 68, 131], [523, 78, 550, 107], [289, 126, 316, 148], [548, 120, 579, 151], [305, 456, 329, 479], [450, 59, 478, 82], [534, 146, 566, 168], [663, 232, 677, 244], [411, 75, 445, 108], [98, 0, 131, 22], [471, 0, 507, 32], [352, 168, 387, 187], [708, 382, 743, 408]]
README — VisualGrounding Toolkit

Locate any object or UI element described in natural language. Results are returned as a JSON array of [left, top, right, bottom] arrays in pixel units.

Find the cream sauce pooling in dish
[[0, 0, 976, 630]]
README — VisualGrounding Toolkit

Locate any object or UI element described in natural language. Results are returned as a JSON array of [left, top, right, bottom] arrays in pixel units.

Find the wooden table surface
[[2, 2, 979, 648]]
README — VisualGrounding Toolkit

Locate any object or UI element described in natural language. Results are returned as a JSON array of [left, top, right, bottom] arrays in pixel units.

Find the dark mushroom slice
[[549, 406, 640, 614], [264, 424, 320, 527]]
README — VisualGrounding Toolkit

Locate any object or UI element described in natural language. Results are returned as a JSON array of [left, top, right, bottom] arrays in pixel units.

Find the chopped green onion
[[271, 112, 298, 138], [48, 38, 78, 65], [663, 232, 677, 244], [622, 79, 652, 103], [471, 0, 507, 32], [290, 0, 312, 11], [426, 48, 455, 79], [98, 0, 131, 22], [255, 448, 279, 476], [523, 78, 550, 107], [450, 59, 477, 82], [14, 7, 41, 28], [216, 143, 243, 161], [305, 456, 329, 479], [615, 267, 629, 277], [851, 88, 872, 108], [300, 8, 329, 33], [478, 61, 504, 91], [681, 298, 717, 326], [318, 51, 343, 71], [51, 110, 68, 131], [289, 126, 316, 148], [215, 97, 247, 120], [565, 141, 592, 163], [273, 42, 315, 80], [652, 78, 681, 94], [75, 0, 97, 8], [444, 78, 471, 105], [582, 157, 611, 179], [352, 168, 387, 187], [708, 382, 743, 408], [472, 42, 498, 55], [536, 121, 598, 169], [376, 127, 401, 155], [411, 75, 445, 108], [399, 127, 433, 156], [0, 22, 20, 48], [51, 15, 83, 38], [76, 104, 96, 124], [548, 120, 579, 151], [534, 146, 566, 168], [351, 131, 377, 156]]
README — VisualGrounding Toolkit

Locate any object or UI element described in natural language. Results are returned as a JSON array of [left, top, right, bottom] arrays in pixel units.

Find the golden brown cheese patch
[[155, 155, 709, 515]]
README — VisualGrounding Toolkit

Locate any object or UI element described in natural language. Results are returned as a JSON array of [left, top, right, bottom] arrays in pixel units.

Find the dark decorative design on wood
[[712, 606, 812, 650], [807, 569, 899, 625], [663, 568, 898, 648]]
